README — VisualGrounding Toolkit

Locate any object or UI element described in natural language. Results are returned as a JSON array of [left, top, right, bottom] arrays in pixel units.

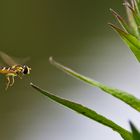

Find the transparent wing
[[14, 56, 30, 65], [0, 51, 17, 66], [0, 51, 30, 66]]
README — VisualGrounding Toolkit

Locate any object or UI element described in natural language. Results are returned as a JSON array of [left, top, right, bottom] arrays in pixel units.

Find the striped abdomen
[[0, 66, 16, 75]]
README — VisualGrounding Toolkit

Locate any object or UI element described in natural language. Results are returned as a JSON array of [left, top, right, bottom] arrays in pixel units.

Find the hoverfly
[[0, 51, 31, 90]]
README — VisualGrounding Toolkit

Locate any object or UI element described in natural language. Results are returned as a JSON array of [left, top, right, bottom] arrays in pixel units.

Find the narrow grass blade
[[123, 1, 139, 38], [132, 0, 140, 15], [110, 8, 137, 37], [130, 9, 140, 29], [130, 121, 140, 140], [30, 83, 132, 140], [49, 57, 140, 112], [109, 23, 140, 62], [123, 1, 140, 33]]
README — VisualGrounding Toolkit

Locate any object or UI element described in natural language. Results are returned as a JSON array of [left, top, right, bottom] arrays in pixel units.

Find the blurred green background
[[0, 0, 140, 140]]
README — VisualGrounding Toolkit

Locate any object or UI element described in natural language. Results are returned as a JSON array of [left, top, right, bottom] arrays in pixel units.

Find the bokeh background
[[0, 0, 140, 140]]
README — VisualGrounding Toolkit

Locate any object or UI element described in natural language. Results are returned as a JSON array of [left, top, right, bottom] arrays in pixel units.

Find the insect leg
[[5, 76, 10, 90], [10, 76, 15, 87]]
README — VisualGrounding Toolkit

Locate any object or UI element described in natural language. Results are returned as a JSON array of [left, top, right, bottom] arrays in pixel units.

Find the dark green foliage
[[130, 122, 140, 140], [109, 0, 140, 62]]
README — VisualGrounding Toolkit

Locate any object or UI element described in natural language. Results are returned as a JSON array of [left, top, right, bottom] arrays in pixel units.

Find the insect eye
[[23, 67, 28, 74]]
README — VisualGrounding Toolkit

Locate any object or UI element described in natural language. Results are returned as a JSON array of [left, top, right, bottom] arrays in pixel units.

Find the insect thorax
[[11, 65, 31, 75]]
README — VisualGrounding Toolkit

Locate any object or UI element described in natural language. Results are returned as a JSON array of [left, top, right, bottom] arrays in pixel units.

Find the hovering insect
[[0, 51, 31, 90]]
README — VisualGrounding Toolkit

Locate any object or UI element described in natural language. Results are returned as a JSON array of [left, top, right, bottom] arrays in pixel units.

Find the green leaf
[[128, 6, 140, 30], [30, 83, 132, 140], [123, 2, 139, 38], [109, 23, 140, 62], [133, 0, 140, 15], [49, 57, 140, 112], [110, 8, 138, 38], [123, 0, 140, 37], [130, 121, 140, 140]]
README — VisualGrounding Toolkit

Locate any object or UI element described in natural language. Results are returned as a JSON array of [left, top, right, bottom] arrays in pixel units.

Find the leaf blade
[[30, 83, 132, 140], [110, 8, 138, 37], [49, 57, 140, 112], [130, 121, 140, 140], [109, 23, 140, 62], [123, 1, 139, 38]]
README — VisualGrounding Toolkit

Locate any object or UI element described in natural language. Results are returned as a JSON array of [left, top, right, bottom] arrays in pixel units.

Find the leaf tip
[[49, 56, 53, 61], [30, 82, 33, 86], [49, 56, 55, 64], [108, 23, 118, 29], [30, 82, 43, 93], [123, 1, 134, 12], [30, 82, 36, 89], [110, 8, 117, 15], [108, 23, 128, 35], [129, 121, 137, 131], [109, 8, 113, 12]]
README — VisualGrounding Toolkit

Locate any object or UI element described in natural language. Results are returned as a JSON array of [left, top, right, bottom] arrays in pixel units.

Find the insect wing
[[15, 57, 30, 65], [0, 51, 18, 66], [0, 51, 30, 66]]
